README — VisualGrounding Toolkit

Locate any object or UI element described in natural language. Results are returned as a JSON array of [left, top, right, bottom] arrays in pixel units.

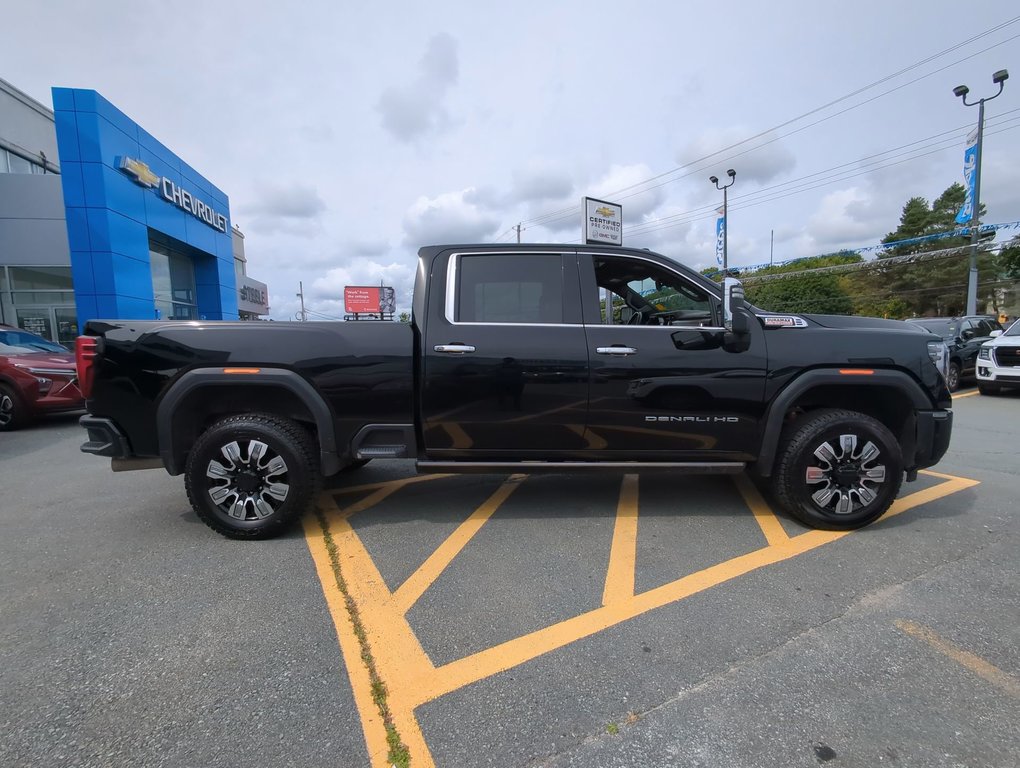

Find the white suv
[[976, 320, 1020, 394]]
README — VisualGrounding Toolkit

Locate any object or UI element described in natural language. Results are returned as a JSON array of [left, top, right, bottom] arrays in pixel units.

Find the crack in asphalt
[[526, 539, 1001, 768]]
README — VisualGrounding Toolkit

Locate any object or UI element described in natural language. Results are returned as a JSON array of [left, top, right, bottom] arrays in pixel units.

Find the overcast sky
[[3, 1, 1019, 319]]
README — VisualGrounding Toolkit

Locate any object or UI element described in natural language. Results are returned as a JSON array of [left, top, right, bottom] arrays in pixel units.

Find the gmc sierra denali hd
[[76, 244, 954, 538]]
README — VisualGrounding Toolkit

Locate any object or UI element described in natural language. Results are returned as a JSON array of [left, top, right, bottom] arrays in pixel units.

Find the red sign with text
[[344, 286, 381, 314]]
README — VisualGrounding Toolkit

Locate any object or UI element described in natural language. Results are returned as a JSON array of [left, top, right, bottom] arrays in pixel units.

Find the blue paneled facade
[[52, 88, 238, 325]]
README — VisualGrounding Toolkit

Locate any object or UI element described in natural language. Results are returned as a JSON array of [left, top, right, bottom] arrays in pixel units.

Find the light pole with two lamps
[[952, 68, 1008, 316], [710, 169, 736, 274]]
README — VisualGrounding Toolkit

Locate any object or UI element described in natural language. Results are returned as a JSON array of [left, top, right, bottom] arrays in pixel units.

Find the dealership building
[[0, 77, 269, 344]]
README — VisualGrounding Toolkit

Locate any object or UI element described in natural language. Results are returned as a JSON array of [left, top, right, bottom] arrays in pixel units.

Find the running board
[[415, 461, 746, 475]]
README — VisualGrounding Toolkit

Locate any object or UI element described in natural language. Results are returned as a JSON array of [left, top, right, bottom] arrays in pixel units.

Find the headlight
[[978, 346, 991, 360], [927, 341, 949, 381]]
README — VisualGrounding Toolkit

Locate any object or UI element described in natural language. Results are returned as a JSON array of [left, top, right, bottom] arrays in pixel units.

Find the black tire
[[0, 383, 32, 431], [978, 383, 1002, 396], [945, 361, 961, 392], [185, 413, 321, 539], [772, 408, 903, 530]]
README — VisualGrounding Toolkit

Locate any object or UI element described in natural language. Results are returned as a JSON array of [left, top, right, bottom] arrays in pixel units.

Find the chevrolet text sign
[[584, 196, 623, 246], [119, 157, 228, 233]]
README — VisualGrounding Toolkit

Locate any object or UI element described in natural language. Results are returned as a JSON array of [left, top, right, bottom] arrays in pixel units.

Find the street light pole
[[953, 69, 1008, 316], [710, 169, 736, 274]]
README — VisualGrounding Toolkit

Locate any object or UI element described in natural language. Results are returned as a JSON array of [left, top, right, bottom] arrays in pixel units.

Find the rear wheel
[[185, 414, 321, 539], [772, 409, 903, 530], [0, 384, 31, 431]]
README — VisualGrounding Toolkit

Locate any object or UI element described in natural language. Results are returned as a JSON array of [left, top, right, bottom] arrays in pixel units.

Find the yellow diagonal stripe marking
[[733, 473, 790, 546], [602, 474, 639, 605], [895, 620, 1020, 698], [392, 475, 526, 614]]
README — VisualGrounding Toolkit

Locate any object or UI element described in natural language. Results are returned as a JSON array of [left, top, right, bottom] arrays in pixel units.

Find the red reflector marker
[[838, 369, 875, 375], [223, 368, 261, 374], [75, 336, 98, 398]]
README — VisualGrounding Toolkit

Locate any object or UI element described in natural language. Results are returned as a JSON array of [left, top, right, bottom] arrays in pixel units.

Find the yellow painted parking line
[[305, 469, 980, 768], [302, 514, 393, 766], [895, 619, 1020, 698], [953, 390, 980, 399], [602, 474, 639, 605], [733, 474, 790, 546], [392, 474, 527, 614]]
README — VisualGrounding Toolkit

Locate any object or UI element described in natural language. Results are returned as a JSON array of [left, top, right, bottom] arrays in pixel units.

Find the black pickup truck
[[76, 244, 953, 538]]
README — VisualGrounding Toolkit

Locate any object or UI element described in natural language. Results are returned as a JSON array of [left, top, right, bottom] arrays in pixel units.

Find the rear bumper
[[911, 409, 953, 471], [80, 416, 132, 459]]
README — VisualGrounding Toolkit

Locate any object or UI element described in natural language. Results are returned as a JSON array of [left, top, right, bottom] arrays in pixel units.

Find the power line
[[623, 121, 1020, 240], [517, 18, 1020, 230]]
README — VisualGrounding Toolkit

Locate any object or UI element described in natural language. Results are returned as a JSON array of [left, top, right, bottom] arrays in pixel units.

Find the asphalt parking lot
[[2, 389, 1018, 768]]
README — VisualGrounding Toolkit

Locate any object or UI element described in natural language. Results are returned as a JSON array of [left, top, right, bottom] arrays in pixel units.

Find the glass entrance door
[[14, 306, 78, 348]]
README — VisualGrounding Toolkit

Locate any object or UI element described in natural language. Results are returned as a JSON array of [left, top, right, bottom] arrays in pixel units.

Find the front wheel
[[0, 384, 32, 431], [772, 409, 903, 530], [945, 361, 961, 392], [185, 414, 321, 539]]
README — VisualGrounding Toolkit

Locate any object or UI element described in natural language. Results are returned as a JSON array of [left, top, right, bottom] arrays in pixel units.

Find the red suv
[[0, 324, 84, 430]]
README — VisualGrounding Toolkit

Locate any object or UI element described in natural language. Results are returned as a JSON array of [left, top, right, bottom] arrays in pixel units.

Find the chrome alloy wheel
[[804, 434, 886, 516], [0, 394, 13, 427], [206, 439, 290, 520]]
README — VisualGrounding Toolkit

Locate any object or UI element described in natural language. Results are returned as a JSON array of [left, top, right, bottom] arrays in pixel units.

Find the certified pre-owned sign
[[583, 196, 623, 246]]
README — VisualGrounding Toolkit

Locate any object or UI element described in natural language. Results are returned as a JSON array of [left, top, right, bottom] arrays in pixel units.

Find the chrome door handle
[[434, 344, 476, 354], [596, 346, 638, 356]]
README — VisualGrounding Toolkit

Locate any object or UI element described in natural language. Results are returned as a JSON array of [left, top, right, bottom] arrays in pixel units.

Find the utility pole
[[514, 223, 523, 243], [770, 229, 774, 267], [953, 69, 1008, 316], [297, 281, 307, 322]]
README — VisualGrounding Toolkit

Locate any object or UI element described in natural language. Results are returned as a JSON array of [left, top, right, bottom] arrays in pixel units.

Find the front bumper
[[80, 416, 132, 458], [976, 350, 1020, 386], [911, 409, 953, 472]]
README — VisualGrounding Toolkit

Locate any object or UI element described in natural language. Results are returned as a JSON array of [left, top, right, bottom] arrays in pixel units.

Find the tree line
[[716, 182, 1020, 318]]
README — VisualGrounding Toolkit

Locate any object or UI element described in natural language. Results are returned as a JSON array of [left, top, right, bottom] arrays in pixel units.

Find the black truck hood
[[799, 314, 929, 333]]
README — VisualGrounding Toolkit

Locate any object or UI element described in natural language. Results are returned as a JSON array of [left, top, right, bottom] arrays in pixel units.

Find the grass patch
[[317, 509, 411, 768], [606, 722, 620, 735]]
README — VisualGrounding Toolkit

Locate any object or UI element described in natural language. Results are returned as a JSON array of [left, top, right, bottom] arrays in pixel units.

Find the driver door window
[[593, 256, 715, 327]]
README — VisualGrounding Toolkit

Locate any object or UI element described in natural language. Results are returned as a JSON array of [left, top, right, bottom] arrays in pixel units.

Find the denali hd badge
[[646, 416, 740, 423]]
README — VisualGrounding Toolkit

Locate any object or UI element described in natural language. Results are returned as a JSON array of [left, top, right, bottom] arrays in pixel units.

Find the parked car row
[[0, 325, 84, 431], [904, 315, 1003, 391]]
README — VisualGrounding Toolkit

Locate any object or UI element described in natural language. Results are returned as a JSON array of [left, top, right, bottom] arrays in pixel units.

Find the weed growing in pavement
[[316, 509, 411, 768]]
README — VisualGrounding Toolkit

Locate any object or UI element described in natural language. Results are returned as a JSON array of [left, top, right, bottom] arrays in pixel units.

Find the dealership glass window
[[149, 241, 197, 320], [456, 254, 563, 323], [0, 266, 78, 344], [6, 151, 33, 174]]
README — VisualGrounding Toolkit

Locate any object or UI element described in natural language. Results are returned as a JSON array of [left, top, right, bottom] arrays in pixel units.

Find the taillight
[[76, 336, 98, 399]]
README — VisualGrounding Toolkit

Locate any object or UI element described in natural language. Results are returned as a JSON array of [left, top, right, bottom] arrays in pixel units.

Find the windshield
[[0, 329, 69, 354], [908, 319, 957, 337], [1006, 319, 1020, 337]]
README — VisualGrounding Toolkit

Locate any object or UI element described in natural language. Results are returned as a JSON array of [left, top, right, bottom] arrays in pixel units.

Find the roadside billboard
[[344, 286, 396, 315]]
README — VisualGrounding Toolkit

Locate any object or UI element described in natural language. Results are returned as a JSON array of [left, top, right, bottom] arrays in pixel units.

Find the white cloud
[[240, 183, 327, 236], [377, 33, 459, 143], [402, 188, 501, 246]]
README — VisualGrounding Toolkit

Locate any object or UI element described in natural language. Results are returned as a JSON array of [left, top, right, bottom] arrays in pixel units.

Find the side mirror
[[990, 329, 1003, 338], [722, 277, 748, 334]]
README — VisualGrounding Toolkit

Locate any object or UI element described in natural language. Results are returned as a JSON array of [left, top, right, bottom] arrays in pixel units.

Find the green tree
[[744, 252, 859, 314], [997, 233, 1020, 279]]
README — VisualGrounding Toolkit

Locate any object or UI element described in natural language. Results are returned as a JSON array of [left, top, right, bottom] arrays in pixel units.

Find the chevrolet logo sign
[[119, 157, 160, 188], [595, 206, 616, 217]]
